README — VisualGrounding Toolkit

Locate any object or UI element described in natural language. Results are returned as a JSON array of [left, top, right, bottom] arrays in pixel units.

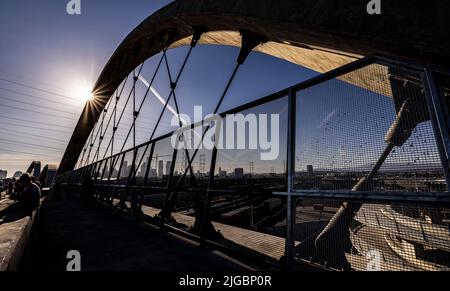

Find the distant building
[[307, 165, 314, 176], [121, 161, 129, 177], [218, 167, 227, 178], [148, 168, 157, 178], [158, 160, 164, 178], [234, 168, 244, 179], [13, 171, 23, 179], [0, 170, 7, 180], [110, 168, 119, 179], [139, 157, 149, 177], [103, 168, 110, 178], [166, 161, 172, 177]]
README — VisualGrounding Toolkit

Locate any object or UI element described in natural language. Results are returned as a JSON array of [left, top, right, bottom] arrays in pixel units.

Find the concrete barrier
[[0, 200, 39, 271]]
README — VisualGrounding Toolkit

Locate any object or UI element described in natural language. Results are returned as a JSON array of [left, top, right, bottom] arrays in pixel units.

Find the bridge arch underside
[[59, 0, 450, 174]]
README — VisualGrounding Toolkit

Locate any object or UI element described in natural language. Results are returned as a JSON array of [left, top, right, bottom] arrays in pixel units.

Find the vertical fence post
[[422, 69, 450, 186], [285, 88, 297, 270], [133, 69, 137, 150], [200, 146, 218, 246]]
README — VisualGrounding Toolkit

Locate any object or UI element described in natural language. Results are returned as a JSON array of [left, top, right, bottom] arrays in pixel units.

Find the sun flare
[[69, 80, 94, 103]]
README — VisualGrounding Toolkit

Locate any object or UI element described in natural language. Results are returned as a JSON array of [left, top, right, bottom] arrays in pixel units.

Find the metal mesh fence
[[56, 56, 450, 271], [295, 63, 447, 194], [292, 199, 450, 271], [288, 62, 450, 271]]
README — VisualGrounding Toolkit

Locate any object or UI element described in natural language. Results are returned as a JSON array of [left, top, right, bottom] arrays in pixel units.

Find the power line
[[0, 71, 67, 93], [0, 78, 79, 101], [0, 129, 68, 144], [0, 104, 77, 121], [0, 87, 82, 109], [0, 121, 72, 134], [0, 114, 74, 129], [0, 139, 65, 151], [0, 128, 68, 143], [0, 148, 61, 158], [0, 95, 78, 116]]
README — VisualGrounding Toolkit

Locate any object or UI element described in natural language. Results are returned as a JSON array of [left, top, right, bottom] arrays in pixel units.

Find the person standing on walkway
[[19, 173, 41, 215], [7, 180, 13, 196]]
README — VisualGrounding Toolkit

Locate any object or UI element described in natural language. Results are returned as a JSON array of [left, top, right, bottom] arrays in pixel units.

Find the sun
[[69, 80, 94, 103]]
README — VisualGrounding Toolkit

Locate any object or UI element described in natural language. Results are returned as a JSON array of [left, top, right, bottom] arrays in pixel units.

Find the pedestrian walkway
[[34, 197, 254, 271]]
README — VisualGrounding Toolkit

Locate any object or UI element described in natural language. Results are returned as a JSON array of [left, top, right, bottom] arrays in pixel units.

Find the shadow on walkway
[[34, 197, 252, 271]]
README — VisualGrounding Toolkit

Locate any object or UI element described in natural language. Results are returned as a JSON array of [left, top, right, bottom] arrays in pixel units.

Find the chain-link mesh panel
[[295, 63, 448, 194], [292, 199, 450, 271]]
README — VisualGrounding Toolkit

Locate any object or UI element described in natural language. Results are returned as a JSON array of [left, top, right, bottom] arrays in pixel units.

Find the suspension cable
[[86, 76, 129, 164], [148, 45, 195, 143], [133, 42, 197, 174], [83, 121, 98, 167], [85, 86, 119, 165], [133, 28, 207, 175], [172, 63, 241, 189], [164, 54, 197, 183], [118, 52, 165, 153], [78, 123, 95, 168], [100, 63, 145, 159]]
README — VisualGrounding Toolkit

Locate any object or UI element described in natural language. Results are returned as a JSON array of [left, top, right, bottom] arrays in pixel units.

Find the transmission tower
[[199, 154, 206, 174], [249, 161, 254, 174]]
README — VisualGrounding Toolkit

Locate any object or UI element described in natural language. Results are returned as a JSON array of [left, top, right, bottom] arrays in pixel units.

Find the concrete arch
[[58, 0, 450, 174]]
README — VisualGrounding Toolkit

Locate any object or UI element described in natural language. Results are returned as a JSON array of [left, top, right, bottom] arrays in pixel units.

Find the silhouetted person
[[14, 179, 22, 201], [18, 173, 41, 215], [125, 177, 141, 219], [7, 180, 13, 196]]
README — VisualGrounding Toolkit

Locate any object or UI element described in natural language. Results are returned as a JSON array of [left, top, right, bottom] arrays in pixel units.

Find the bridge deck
[[34, 197, 254, 271]]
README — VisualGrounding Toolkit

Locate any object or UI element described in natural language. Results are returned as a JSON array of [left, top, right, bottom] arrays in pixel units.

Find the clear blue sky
[[0, 0, 177, 175], [0, 0, 317, 176]]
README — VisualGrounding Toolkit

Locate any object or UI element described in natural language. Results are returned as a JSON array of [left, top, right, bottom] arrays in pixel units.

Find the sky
[[0, 0, 179, 175], [0, 1, 441, 179], [0, 0, 317, 177]]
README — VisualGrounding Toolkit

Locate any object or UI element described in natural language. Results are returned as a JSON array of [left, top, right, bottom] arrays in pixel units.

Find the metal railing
[[56, 55, 450, 271]]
